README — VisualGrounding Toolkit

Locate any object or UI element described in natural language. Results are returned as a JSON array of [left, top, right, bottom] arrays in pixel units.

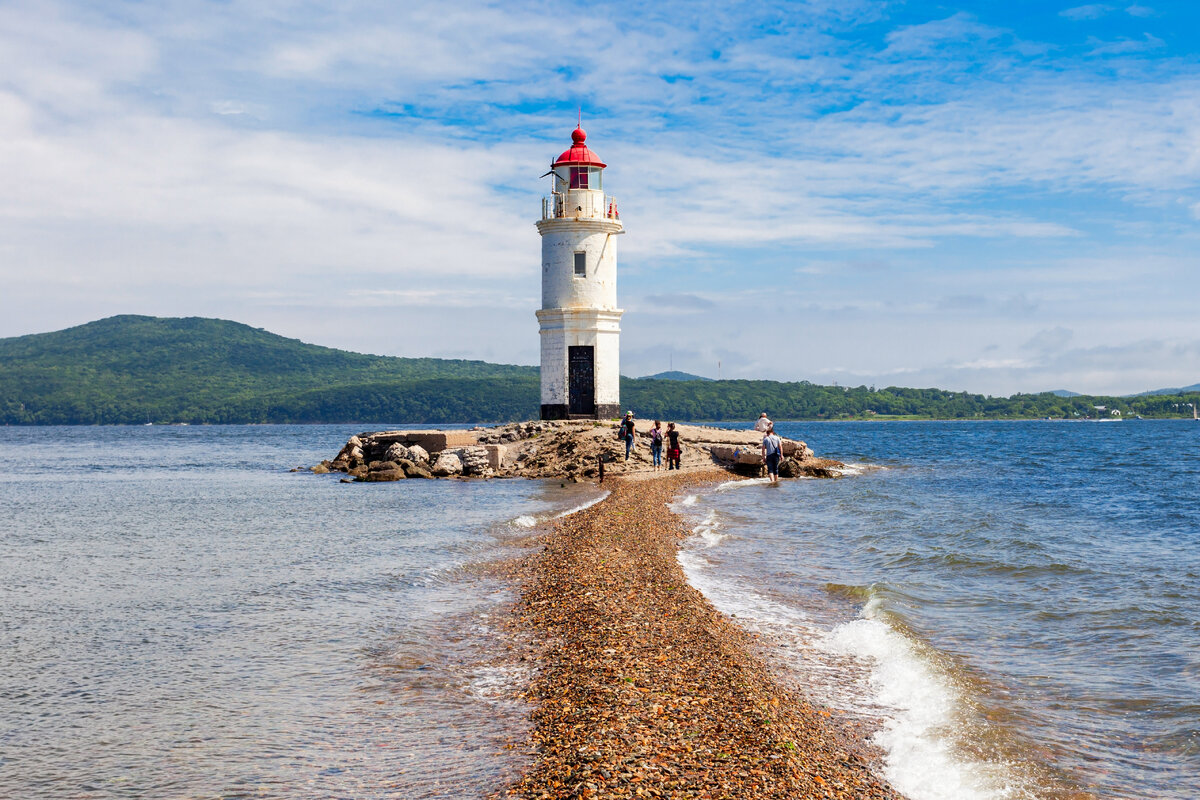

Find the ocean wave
[[552, 491, 610, 519], [679, 560, 1028, 800], [821, 604, 1030, 800], [507, 491, 609, 530], [714, 477, 772, 492]]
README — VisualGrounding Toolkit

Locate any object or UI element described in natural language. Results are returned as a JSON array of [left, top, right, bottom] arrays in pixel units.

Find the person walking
[[648, 420, 664, 470], [617, 411, 636, 461], [761, 423, 783, 483], [665, 422, 682, 471], [754, 412, 772, 432]]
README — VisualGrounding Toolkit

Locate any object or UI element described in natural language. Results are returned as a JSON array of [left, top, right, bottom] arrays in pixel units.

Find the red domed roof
[[552, 126, 606, 168]]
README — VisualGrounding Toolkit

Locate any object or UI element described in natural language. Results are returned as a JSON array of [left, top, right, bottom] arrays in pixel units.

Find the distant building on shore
[[536, 123, 624, 420]]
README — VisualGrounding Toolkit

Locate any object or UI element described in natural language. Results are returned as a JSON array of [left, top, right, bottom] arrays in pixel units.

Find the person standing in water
[[665, 423, 682, 471], [648, 420, 664, 470], [761, 423, 783, 483]]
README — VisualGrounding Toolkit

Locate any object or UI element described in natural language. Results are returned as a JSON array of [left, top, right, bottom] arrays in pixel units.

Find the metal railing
[[542, 192, 620, 221]]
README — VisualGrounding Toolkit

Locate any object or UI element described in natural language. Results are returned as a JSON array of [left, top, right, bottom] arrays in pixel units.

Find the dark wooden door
[[568, 346, 595, 416]]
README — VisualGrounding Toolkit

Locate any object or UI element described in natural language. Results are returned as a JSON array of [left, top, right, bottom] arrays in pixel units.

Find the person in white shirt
[[761, 424, 783, 483], [754, 412, 772, 432]]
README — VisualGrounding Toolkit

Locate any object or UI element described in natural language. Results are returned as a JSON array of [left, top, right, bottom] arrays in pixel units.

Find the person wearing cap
[[754, 412, 772, 432], [761, 423, 783, 483], [617, 411, 636, 461]]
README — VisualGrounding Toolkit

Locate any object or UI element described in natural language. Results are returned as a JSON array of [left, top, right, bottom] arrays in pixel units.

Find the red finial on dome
[[553, 122, 606, 168]]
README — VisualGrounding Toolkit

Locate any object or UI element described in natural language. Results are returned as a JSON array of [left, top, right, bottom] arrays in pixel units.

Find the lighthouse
[[536, 124, 624, 420]]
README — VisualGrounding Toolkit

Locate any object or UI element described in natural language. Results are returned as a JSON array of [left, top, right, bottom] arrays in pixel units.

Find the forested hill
[[1, 316, 1197, 424], [0, 316, 538, 424]]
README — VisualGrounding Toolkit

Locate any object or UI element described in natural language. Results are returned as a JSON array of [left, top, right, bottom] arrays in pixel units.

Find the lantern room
[[552, 126, 606, 192]]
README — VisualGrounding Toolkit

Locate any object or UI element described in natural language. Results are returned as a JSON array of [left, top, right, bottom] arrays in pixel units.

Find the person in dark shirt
[[665, 422, 682, 470], [617, 411, 636, 461]]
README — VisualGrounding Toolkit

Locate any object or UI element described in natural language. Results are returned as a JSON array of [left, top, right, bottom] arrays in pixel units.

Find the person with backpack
[[648, 420, 664, 470], [617, 411, 636, 461], [665, 422, 682, 470], [761, 424, 783, 483]]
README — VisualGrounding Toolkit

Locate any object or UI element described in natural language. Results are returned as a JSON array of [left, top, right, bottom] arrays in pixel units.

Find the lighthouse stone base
[[537, 307, 622, 420]]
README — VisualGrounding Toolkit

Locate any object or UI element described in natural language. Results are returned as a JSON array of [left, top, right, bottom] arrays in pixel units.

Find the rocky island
[[315, 419, 846, 482]]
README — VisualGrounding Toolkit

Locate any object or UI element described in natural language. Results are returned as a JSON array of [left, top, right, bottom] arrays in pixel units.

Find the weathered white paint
[[535, 308, 622, 406], [536, 180, 624, 416]]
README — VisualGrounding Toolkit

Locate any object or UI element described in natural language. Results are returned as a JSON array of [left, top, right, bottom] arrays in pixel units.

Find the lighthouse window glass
[[570, 167, 588, 189], [574, 252, 587, 277], [589, 168, 602, 190]]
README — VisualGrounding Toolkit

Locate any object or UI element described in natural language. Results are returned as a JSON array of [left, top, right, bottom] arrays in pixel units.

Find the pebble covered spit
[[502, 470, 898, 799]]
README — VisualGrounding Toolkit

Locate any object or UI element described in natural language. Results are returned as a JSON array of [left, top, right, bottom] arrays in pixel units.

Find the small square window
[[574, 252, 586, 277]]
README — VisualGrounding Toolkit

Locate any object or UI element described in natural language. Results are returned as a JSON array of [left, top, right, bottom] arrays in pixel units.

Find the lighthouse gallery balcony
[[542, 191, 620, 222]]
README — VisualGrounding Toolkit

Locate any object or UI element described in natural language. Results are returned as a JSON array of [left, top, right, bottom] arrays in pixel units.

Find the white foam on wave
[[680, 494, 699, 506], [674, 498, 1023, 800], [821, 600, 1024, 800], [508, 490, 609, 530], [714, 477, 772, 492], [465, 662, 532, 702], [690, 509, 728, 549], [552, 490, 610, 519], [833, 462, 886, 477]]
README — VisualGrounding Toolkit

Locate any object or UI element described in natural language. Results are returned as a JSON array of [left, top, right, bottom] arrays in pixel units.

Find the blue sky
[[2, 1, 1198, 395]]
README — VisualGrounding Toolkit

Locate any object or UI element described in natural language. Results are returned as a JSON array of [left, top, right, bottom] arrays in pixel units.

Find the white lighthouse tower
[[536, 124, 624, 420]]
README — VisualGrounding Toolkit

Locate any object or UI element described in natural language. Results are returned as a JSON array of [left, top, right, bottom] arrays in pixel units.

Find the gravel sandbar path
[[503, 470, 898, 799]]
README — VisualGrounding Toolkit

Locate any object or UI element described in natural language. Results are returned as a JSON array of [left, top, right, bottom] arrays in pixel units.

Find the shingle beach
[[502, 469, 899, 799]]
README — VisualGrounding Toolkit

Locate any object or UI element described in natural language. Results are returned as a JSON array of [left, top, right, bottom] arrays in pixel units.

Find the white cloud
[[1060, 5, 1115, 21], [884, 12, 1006, 54], [1, 0, 1199, 395], [1087, 33, 1166, 55]]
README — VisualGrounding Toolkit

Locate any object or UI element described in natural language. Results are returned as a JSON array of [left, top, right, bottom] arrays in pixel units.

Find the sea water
[[0, 425, 602, 799], [676, 420, 1200, 800], [5, 422, 1197, 799]]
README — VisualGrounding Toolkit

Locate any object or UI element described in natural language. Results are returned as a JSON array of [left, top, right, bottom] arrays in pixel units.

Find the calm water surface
[[676, 420, 1200, 800], [0, 425, 601, 799], [4, 422, 1198, 800]]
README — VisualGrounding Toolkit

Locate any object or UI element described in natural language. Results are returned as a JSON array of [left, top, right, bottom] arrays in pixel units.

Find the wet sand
[[502, 470, 898, 799]]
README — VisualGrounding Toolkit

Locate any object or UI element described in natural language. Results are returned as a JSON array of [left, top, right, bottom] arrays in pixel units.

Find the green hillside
[[0, 316, 537, 424], [1, 316, 1197, 424]]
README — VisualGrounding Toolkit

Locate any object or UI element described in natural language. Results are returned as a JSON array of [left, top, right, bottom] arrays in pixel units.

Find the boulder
[[709, 445, 738, 462], [459, 446, 491, 476], [778, 458, 800, 478], [781, 440, 815, 459], [736, 449, 764, 465], [403, 461, 434, 479], [363, 466, 406, 482], [406, 444, 430, 465], [311, 463, 331, 475], [384, 442, 410, 462], [431, 452, 463, 477]]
